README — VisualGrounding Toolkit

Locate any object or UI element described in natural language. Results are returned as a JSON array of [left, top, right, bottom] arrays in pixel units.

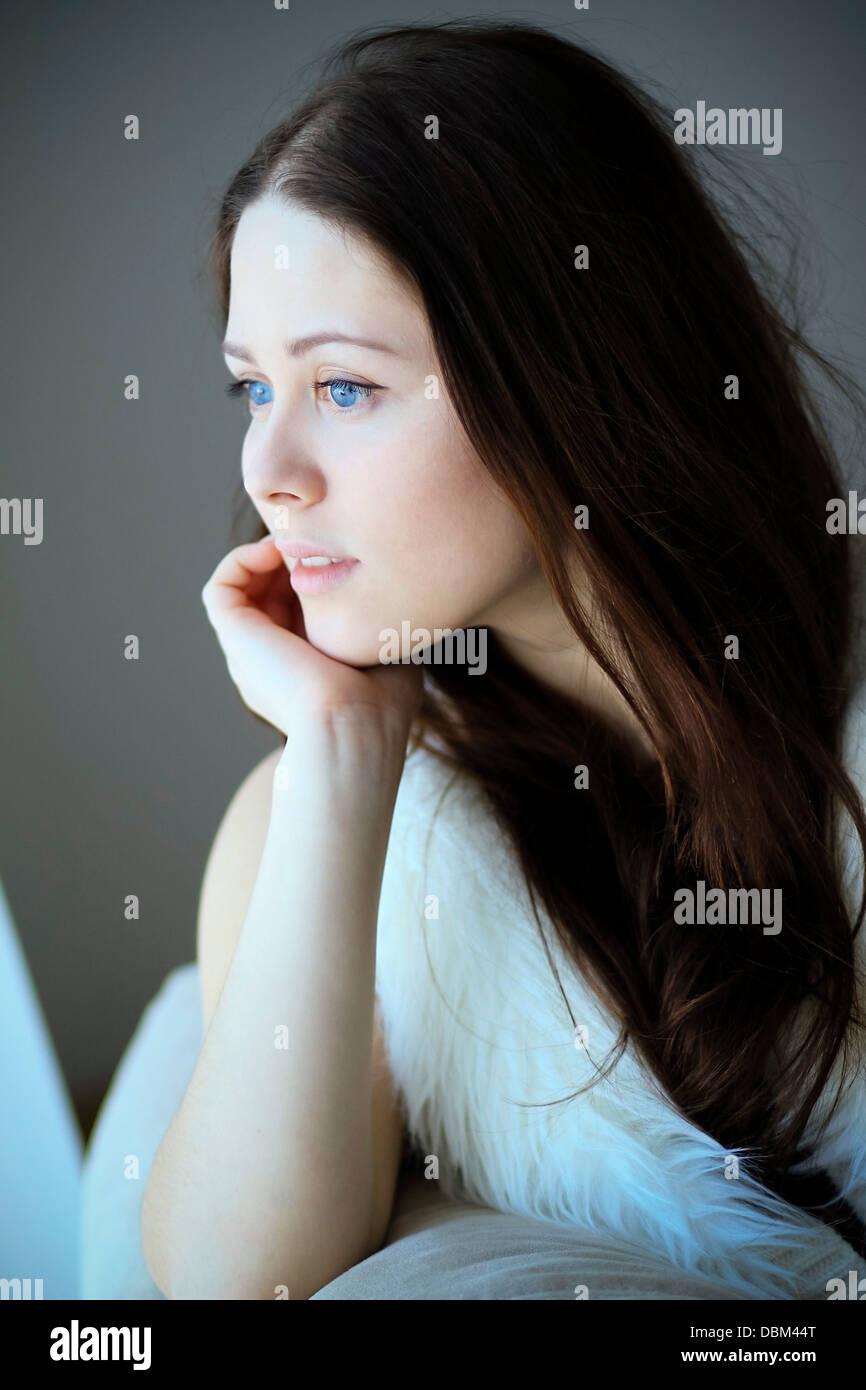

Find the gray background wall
[[1, 0, 863, 1138]]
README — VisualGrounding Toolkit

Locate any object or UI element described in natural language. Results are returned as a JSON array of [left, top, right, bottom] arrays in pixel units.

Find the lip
[[272, 536, 352, 561], [268, 536, 359, 595], [288, 556, 360, 595]]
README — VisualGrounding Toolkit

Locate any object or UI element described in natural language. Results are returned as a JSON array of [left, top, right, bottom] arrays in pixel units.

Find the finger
[[241, 549, 304, 632], [262, 589, 303, 634], [242, 540, 297, 606], [202, 538, 284, 618], [248, 550, 297, 605]]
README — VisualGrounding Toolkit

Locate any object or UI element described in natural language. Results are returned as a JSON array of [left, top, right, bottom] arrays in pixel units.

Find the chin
[[301, 615, 388, 669]]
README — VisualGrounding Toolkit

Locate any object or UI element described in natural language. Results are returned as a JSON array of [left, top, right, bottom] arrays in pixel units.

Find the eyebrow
[[221, 331, 402, 363]]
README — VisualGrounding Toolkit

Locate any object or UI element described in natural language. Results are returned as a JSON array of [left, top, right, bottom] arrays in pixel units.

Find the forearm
[[142, 711, 408, 1300]]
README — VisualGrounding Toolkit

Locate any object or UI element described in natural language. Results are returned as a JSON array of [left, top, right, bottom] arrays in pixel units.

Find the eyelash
[[224, 377, 379, 413]]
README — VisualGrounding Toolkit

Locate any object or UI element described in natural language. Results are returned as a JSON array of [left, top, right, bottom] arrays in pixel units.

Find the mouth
[[286, 556, 360, 595], [282, 554, 342, 571], [269, 534, 359, 595]]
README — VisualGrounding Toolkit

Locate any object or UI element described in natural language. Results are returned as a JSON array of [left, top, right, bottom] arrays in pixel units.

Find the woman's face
[[222, 192, 543, 667]]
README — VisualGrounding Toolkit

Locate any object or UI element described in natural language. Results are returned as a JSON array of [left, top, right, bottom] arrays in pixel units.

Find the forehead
[[227, 193, 426, 349]]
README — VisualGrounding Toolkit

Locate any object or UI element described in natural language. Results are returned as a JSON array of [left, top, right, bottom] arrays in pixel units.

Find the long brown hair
[[209, 19, 866, 1241]]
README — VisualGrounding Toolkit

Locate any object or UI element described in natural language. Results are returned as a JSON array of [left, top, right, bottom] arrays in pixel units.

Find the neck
[[485, 574, 657, 766]]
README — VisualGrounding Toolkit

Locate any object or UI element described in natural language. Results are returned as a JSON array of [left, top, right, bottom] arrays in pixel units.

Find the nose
[[241, 409, 326, 511]]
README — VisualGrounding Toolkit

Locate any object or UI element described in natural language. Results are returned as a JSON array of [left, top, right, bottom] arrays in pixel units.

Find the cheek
[[297, 420, 537, 662], [367, 446, 535, 615]]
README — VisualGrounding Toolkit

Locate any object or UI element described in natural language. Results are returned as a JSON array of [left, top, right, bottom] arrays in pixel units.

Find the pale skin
[[140, 193, 652, 1300]]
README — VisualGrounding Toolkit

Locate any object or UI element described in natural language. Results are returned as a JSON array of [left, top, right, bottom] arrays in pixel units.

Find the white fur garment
[[373, 690, 866, 1301]]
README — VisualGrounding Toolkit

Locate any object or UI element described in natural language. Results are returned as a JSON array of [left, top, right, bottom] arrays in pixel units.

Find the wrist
[[274, 706, 409, 794]]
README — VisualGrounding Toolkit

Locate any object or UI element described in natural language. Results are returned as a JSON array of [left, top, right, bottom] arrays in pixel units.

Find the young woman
[[141, 19, 866, 1300]]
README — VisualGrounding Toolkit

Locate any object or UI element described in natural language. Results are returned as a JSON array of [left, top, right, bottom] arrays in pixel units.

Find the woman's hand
[[200, 536, 423, 738]]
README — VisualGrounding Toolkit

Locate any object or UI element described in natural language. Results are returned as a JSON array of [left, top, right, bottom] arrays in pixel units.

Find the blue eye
[[225, 379, 274, 408], [224, 377, 380, 414], [322, 378, 376, 409]]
